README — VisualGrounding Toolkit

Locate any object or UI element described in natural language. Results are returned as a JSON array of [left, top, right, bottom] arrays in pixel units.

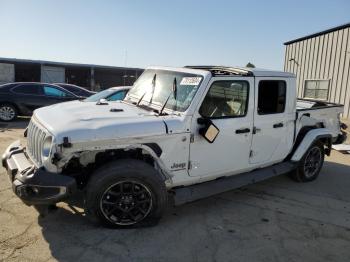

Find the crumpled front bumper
[[2, 140, 77, 205]]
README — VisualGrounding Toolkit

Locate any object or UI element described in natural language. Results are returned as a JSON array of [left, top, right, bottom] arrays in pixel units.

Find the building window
[[304, 80, 329, 100]]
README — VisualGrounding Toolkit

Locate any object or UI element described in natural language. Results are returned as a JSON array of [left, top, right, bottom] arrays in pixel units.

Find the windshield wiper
[[136, 91, 147, 106], [159, 77, 177, 116], [150, 74, 156, 104], [136, 73, 156, 106]]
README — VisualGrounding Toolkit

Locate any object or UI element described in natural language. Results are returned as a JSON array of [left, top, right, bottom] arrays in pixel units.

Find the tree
[[246, 62, 255, 68]]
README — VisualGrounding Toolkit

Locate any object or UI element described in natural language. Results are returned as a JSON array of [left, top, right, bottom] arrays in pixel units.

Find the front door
[[189, 77, 254, 177], [249, 78, 294, 165]]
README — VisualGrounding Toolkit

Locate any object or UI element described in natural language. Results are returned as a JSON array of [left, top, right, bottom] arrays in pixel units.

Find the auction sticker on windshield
[[180, 77, 202, 86]]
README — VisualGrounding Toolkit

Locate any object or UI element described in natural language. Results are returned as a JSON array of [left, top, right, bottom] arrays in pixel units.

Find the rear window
[[257, 80, 286, 115], [12, 84, 41, 95], [60, 85, 79, 93], [58, 84, 91, 96]]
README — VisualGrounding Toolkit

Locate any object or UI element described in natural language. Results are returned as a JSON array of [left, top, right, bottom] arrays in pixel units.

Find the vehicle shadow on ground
[[0, 118, 29, 131], [36, 160, 350, 262]]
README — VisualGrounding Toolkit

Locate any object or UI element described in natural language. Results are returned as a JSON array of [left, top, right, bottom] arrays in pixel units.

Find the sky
[[0, 0, 349, 70]]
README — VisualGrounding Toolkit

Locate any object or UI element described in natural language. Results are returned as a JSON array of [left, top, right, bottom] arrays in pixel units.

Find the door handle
[[273, 122, 284, 128], [235, 128, 250, 134]]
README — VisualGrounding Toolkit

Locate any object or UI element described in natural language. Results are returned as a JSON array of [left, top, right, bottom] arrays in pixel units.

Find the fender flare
[[291, 128, 332, 162], [113, 143, 172, 180], [57, 142, 171, 179]]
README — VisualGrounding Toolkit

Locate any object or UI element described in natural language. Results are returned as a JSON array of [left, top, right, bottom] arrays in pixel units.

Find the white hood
[[33, 100, 167, 142]]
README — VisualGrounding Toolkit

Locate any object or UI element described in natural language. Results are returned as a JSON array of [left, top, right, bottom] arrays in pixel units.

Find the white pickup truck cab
[[2, 66, 345, 228]]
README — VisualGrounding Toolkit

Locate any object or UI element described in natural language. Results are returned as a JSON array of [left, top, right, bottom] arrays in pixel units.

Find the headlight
[[42, 136, 53, 158]]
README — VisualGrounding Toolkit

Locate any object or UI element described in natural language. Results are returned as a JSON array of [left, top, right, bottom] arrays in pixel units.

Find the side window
[[199, 80, 249, 118], [12, 84, 40, 95], [257, 80, 286, 115], [107, 91, 126, 101], [43, 86, 71, 97]]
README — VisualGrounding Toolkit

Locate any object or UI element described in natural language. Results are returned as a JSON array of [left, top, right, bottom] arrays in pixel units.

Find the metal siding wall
[[303, 39, 312, 96], [327, 32, 337, 102], [296, 41, 303, 97], [330, 30, 341, 102], [315, 36, 323, 79], [298, 41, 307, 97], [286, 45, 292, 72], [342, 28, 350, 117], [291, 43, 297, 74], [284, 26, 350, 118], [319, 34, 328, 78], [333, 29, 345, 103], [283, 45, 288, 71], [337, 29, 348, 105], [312, 37, 320, 77]]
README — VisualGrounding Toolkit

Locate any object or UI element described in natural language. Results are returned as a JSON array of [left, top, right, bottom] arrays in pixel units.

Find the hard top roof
[[185, 65, 295, 78]]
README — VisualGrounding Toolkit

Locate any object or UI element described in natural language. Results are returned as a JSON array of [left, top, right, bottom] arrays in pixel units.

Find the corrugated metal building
[[0, 57, 144, 91], [284, 23, 350, 118]]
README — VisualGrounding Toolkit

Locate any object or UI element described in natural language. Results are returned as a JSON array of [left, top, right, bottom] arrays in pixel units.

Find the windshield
[[126, 69, 203, 112], [84, 89, 115, 102]]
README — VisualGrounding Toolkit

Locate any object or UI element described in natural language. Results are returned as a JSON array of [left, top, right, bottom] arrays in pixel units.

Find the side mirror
[[96, 98, 108, 105], [198, 118, 220, 143]]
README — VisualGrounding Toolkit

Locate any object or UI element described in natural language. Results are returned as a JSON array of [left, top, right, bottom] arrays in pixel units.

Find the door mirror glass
[[198, 118, 220, 143]]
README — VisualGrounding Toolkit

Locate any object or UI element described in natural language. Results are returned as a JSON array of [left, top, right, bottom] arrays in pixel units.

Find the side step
[[174, 161, 296, 205]]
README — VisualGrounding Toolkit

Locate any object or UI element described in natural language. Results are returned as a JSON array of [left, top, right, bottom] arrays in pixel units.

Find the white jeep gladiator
[[2, 66, 345, 228]]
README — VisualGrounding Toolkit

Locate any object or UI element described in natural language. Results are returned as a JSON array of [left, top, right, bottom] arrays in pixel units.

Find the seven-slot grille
[[26, 119, 48, 166]]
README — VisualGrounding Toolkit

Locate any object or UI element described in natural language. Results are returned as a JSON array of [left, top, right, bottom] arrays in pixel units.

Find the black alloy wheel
[[100, 180, 153, 226]]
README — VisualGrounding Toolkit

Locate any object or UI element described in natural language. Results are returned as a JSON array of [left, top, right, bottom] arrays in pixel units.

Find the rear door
[[249, 78, 295, 165]]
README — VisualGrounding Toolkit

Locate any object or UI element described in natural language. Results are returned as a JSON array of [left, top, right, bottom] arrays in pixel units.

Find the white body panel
[[26, 66, 342, 189], [296, 99, 343, 138], [291, 128, 332, 161], [189, 77, 254, 178], [249, 77, 296, 165]]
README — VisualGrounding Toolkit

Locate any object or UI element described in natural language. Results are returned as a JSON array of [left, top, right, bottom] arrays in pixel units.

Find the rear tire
[[0, 103, 17, 122], [85, 159, 167, 228], [290, 141, 325, 182]]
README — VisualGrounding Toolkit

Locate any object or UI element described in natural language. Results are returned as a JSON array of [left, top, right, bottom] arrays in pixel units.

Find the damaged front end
[[2, 140, 77, 206]]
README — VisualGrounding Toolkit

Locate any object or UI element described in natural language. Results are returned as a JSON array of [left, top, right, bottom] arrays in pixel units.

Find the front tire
[[291, 141, 325, 182], [85, 159, 167, 228], [0, 103, 17, 122]]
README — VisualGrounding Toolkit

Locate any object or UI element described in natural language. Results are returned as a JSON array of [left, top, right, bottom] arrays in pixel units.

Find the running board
[[174, 161, 296, 206]]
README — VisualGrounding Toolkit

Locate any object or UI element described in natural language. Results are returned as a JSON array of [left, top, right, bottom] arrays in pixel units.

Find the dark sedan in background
[[0, 82, 86, 121]]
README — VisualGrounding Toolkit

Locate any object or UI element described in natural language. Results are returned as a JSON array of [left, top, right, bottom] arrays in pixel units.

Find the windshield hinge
[[190, 134, 195, 143], [188, 161, 192, 170]]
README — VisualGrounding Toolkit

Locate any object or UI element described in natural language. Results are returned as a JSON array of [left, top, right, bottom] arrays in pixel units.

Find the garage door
[[0, 63, 15, 84], [41, 65, 65, 83]]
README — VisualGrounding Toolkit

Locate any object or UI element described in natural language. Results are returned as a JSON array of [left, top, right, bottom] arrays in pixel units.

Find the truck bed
[[297, 98, 343, 111], [296, 98, 344, 140]]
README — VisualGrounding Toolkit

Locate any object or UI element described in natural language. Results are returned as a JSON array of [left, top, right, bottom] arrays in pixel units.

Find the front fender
[[291, 128, 332, 162]]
